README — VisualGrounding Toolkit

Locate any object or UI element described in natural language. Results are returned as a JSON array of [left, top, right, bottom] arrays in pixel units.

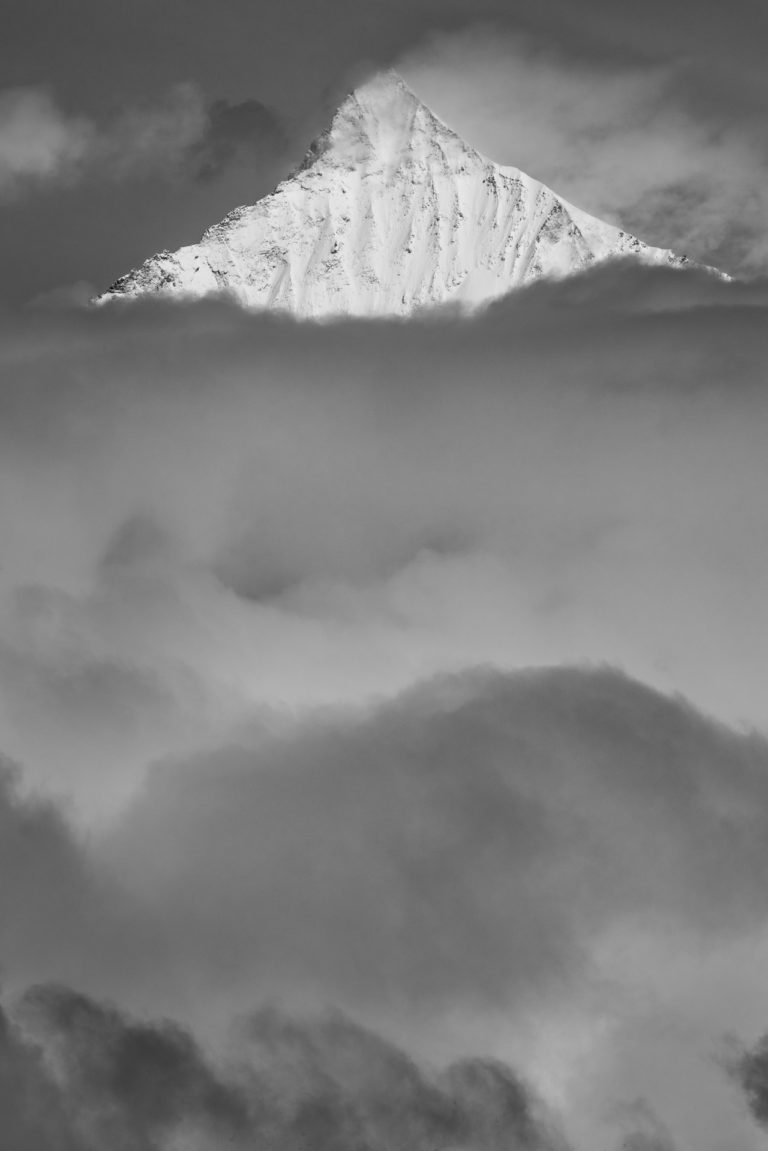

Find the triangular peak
[[307, 69, 467, 171], [100, 70, 699, 316], [341, 69, 422, 117]]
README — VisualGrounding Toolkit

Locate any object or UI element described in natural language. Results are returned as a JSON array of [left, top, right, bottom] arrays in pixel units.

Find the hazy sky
[[2, 5, 768, 1151]]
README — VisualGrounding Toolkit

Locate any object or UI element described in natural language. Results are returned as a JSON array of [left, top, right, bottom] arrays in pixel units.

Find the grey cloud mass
[[99, 666, 768, 1014], [1, 268, 766, 802], [727, 1033, 768, 1131], [0, 273, 765, 1148], [2, 987, 569, 1151], [2, 662, 768, 1148]]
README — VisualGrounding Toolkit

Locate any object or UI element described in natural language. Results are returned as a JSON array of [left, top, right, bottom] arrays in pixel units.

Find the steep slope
[[101, 72, 691, 317]]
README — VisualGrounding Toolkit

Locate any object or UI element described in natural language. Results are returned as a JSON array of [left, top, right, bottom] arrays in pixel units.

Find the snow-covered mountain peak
[[305, 71, 461, 173], [100, 71, 700, 317]]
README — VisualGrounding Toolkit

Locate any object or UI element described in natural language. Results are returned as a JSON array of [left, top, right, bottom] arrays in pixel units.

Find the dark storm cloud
[[233, 1007, 566, 1151], [19, 985, 250, 1151], [725, 1034, 768, 1130], [2, 985, 566, 1151], [0, 998, 85, 1151]]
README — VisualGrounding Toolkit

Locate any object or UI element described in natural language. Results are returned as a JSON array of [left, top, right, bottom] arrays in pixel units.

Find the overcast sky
[[2, 5, 768, 1151]]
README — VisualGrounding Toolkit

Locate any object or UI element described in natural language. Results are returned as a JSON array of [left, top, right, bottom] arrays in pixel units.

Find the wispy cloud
[[0, 87, 92, 194], [0, 84, 285, 199]]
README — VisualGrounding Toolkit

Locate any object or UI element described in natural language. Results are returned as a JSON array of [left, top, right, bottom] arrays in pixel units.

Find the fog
[[0, 265, 767, 1149]]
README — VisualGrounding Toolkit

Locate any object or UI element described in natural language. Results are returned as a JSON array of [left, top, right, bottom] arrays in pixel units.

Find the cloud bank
[[2, 662, 768, 1149], [1, 266, 767, 1150], [2, 266, 767, 813], [3, 986, 572, 1151]]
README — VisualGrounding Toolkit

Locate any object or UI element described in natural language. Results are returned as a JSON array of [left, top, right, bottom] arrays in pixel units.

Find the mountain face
[[101, 72, 690, 317]]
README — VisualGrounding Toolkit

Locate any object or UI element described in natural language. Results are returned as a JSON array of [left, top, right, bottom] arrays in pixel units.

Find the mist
[[2, 267, 768, 811], [0, 265, 767, 1148]]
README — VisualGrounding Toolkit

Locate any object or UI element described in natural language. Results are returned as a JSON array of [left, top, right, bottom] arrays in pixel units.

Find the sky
[[2, 3, 768, 1151]]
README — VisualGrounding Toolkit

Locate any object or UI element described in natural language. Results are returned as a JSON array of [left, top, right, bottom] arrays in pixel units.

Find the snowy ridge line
[[99, 71, 697, 318]]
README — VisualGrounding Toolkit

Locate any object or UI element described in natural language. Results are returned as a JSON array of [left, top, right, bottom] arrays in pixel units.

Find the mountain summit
[[101, 72, 690, 316]]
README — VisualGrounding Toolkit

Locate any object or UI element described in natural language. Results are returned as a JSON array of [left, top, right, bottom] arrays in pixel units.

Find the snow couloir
[[100, 71, 693, 317]]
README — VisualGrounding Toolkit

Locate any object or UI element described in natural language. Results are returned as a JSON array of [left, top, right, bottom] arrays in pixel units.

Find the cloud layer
[[2, 662, 768, 1149], [0, 267, 767, 1149], [2, 267, 767, 813], [3, 986, 573, 1151]]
